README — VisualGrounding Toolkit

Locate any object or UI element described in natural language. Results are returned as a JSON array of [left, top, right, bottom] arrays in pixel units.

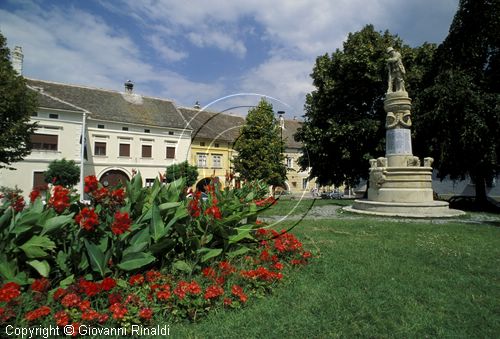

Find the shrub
[[44, 158, 80, 187]]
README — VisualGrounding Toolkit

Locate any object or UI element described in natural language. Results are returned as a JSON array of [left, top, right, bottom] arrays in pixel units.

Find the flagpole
[[80, 111, 87, 202]]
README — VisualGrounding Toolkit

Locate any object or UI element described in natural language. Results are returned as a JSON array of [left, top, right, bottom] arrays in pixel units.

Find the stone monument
[[346, 47, 465, 217]]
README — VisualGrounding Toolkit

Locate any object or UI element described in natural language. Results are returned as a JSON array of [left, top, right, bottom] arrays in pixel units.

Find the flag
[[79, 134, 88, 160]]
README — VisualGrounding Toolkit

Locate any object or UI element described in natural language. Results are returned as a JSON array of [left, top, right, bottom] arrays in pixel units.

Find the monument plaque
[[386, 128, 412, 155]]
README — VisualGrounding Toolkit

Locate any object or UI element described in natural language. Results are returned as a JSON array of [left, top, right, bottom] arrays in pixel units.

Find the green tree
[[0, 32, 38, 169], [165, 161, 199, 187], [413, 0, 500, 204], [232, 99, 286, 187], [295, 25, 434, 187], [44, 158, 80, 187]]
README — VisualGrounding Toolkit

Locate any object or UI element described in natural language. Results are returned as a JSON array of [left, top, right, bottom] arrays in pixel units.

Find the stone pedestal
[[347, 91, 464, 218]]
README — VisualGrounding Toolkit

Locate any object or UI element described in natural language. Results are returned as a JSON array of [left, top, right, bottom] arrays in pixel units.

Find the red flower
[[101, 277, 116, 291], [81, 309, 100, 321], [273, 262, 284, 270], [255, 196, 277, 207], [108, 293, 122, 305], [54, 310, 70, 327], [0, 282, 21, 302], [145, 270, 162, 282], [231, 285, 248, 303], [48, 186, 70, 214], [223, 298, 232, 306], [204, 285, 224, 300], [92, 187, 109, 202], [11, 195, 25, 212], [61, 293, 81, 308], [302, 251, 312, 259], [31, 278, 50, 293], [79, 280, 101, 297], [218, 261, 235, 276], [53, 288, 66, 301], [111, 211, 131, 235], [111, 188, 126, 204], [188, 281, 201, 295], [29, 189, 41, 203], [25, 306, 51, 322], [75, 207, 99, 231], [84, 175, 99, 193], [109, 303, 128, 320], [139, 308, 153, 320], [129, 274, 145, 286], [156, 284, 171, 301], [204, 205, 222, 219], [202, 267, 216, 279], [79, 300, 91, 312], [188, 193, 201, 217]]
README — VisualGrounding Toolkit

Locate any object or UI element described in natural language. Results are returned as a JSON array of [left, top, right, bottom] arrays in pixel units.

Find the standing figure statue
[[386, 47, 406, 93]]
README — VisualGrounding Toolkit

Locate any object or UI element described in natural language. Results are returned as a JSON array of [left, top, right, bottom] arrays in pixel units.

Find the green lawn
[[258, 197, 351, 217], [170, 215, 500, 338]]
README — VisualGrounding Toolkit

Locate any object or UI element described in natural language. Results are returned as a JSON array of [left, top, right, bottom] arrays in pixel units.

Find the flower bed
[[0, 174, 313, 329]]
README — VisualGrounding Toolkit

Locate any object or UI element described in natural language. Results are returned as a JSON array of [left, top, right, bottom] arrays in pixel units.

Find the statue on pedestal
[[386, 47, 406, 93]]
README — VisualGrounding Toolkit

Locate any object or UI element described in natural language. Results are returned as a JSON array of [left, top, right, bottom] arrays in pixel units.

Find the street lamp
[[277, 111, 285, 153]]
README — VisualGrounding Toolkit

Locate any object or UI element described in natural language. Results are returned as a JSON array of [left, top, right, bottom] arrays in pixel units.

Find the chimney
[[124, 80, 134, 93], [194, 101, 201, 109], [12, 46, 23, 75]]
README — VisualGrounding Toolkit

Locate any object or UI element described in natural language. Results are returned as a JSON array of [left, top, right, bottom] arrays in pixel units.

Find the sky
[[0, 0, 459, 117]]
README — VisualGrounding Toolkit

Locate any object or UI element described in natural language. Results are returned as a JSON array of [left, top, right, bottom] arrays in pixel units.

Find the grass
[[169, 215, 500, 338]]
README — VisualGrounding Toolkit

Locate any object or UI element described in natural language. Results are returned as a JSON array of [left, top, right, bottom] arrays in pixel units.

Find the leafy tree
[[44, 158, 80, 187], [165, 161, 199, 187], [295, 25, 434, 187], [413, 0, 500, 204], [232, 99, 286, 187], [0, 32, 38, 169]]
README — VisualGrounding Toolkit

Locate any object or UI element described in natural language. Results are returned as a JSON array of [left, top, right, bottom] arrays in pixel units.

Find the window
[[197, 153, 207, 167], [286, 157, 293, 168], [97, 124, 105, 129], [49, 113, 59, 119], [168, 131, 174, 135], [30, 134, 58, 151], [94, 142, 106, 156], [145, 178, 155, 187], [142, 145, 152, 158], [302, 178, 308, 190], [214, 143, 220, 148], [33, 171, 47, 190], [122, 127, 129, 131], [292, 182, 297, 188], [31, 112, 38, 117], [144, 129, 150, 133], [119, 143, 130, 157], [166, 146, 175, 159], [200, 142, 205, 146], [212, 154, 222, 168]]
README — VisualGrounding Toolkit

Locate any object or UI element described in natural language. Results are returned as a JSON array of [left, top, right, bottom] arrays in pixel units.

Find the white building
[[0, 78, 192, 197]]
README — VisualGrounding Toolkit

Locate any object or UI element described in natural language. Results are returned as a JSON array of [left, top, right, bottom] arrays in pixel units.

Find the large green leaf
[[41, 213, 75, 235], [158, 202, 181, 212], [149, 237, 175, 255], [150, 204, 166, 241], [226, 246, 250, 259], [197, 248, 223, 262], [19, 235, 56, 258], [228, 226, 255, 244], [0, 208, 13, 229], [84, 239, 108, 277], [0, 260, 16, 280], [117, 252, 155, 271], [173, 260, 192, 273], [27, 260, 50, 277], [122, 242, 148, 256]]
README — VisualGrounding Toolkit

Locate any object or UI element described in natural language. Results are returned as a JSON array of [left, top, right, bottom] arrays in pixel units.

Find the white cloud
[[149, 35, 188, 62]]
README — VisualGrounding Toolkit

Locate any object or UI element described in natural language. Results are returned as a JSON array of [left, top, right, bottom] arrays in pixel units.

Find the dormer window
[[144, 129, 150, 133], [97, 124, 105, 129], [49, 113, 59, 119]]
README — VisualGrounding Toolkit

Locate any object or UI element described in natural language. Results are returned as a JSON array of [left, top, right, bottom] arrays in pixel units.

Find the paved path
[[261, 204, 500, 226]]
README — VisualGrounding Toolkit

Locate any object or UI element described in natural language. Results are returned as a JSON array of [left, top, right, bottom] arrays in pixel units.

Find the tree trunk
[[472, 174, 488, 206]]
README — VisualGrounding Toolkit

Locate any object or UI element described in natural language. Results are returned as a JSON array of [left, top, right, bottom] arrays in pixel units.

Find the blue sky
[[0, 0, 459, 117]]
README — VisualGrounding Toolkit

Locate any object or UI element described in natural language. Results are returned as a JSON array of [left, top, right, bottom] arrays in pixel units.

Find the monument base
[[345, 199, 466, 218]]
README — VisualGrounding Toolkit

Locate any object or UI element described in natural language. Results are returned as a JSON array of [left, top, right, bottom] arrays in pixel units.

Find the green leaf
[[130, 227, 150, 246], [150, 204, 166, 241], [59, 274, 75, 288], [56, 251, 69, 274], [197, 248, 223, 262], [117, 252, 155, 271], [226, 246, 250, 259], [122, 242, 148, 256], [27, 260, 50, 277], [19, 235, 56, 258], [228, 226, 255, 244], [0, 260, 16, 280], [149, 238, 175, 255], [173, 260, 192, 273], [84, 239, 108, 277], [0, 207, 13, 229], [41, 213, 75, 235], [158, 202, 182, 212]]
